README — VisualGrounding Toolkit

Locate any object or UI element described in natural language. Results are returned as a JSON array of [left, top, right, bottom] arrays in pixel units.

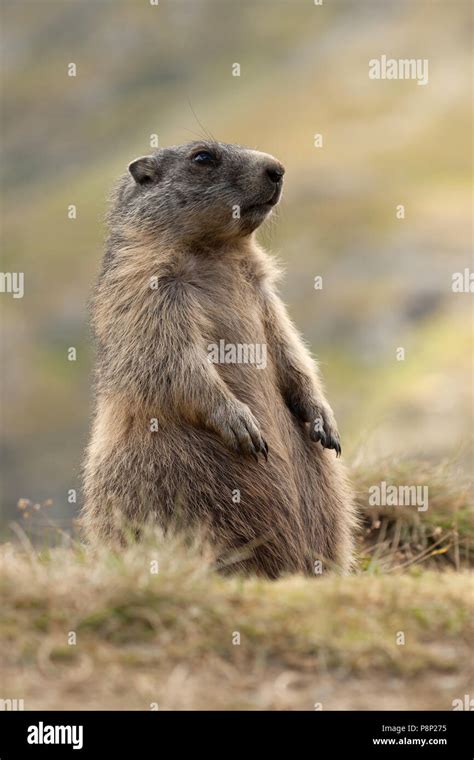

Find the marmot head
[[112, 141, 285, 245]]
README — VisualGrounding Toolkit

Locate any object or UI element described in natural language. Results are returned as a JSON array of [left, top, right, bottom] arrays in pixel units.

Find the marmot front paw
[[210, 400, 269, 462], [309, 406, 341, 457]]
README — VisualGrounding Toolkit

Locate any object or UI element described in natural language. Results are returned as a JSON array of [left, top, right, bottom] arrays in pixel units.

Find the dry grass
[[1, 456, 472, 710], [353, 457, 473, 572], [0, 539, 472, 709]]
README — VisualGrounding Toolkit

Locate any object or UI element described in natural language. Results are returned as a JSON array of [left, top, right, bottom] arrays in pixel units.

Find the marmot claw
[[212, 401, 269, 462], [310, 415, 342, 457]]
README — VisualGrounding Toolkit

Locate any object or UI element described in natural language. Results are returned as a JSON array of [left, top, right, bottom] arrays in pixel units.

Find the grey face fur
[[112, 141, 285, 245]]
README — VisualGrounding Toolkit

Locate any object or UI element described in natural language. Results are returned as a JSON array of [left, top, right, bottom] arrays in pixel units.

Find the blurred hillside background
[[0, 0, 472, 535]]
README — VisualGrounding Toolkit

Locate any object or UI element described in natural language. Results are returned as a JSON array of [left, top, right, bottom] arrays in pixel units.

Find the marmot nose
[[265, 163, 285, 184]]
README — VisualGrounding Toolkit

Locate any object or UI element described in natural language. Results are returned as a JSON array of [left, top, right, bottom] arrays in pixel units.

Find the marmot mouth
[[242, 187, 282, 214]]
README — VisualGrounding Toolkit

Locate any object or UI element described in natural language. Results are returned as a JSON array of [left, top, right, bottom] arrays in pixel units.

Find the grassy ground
[[1, 459, 472, 711]]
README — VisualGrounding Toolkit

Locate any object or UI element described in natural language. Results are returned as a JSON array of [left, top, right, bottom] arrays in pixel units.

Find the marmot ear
[[128, 155, 159, 185]]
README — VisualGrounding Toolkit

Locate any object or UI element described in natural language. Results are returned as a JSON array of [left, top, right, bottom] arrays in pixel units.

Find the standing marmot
[[81, 141, 356, 577]]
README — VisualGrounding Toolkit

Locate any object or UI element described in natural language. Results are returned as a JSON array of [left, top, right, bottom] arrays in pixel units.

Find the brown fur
[[81, 141, 357, 577]]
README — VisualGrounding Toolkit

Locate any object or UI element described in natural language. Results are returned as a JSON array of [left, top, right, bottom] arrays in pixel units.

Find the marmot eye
[[193, 150, 215, 164]]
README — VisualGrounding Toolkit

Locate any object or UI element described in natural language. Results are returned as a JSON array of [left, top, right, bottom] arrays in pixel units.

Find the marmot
[[81, 141, 356, 577]]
